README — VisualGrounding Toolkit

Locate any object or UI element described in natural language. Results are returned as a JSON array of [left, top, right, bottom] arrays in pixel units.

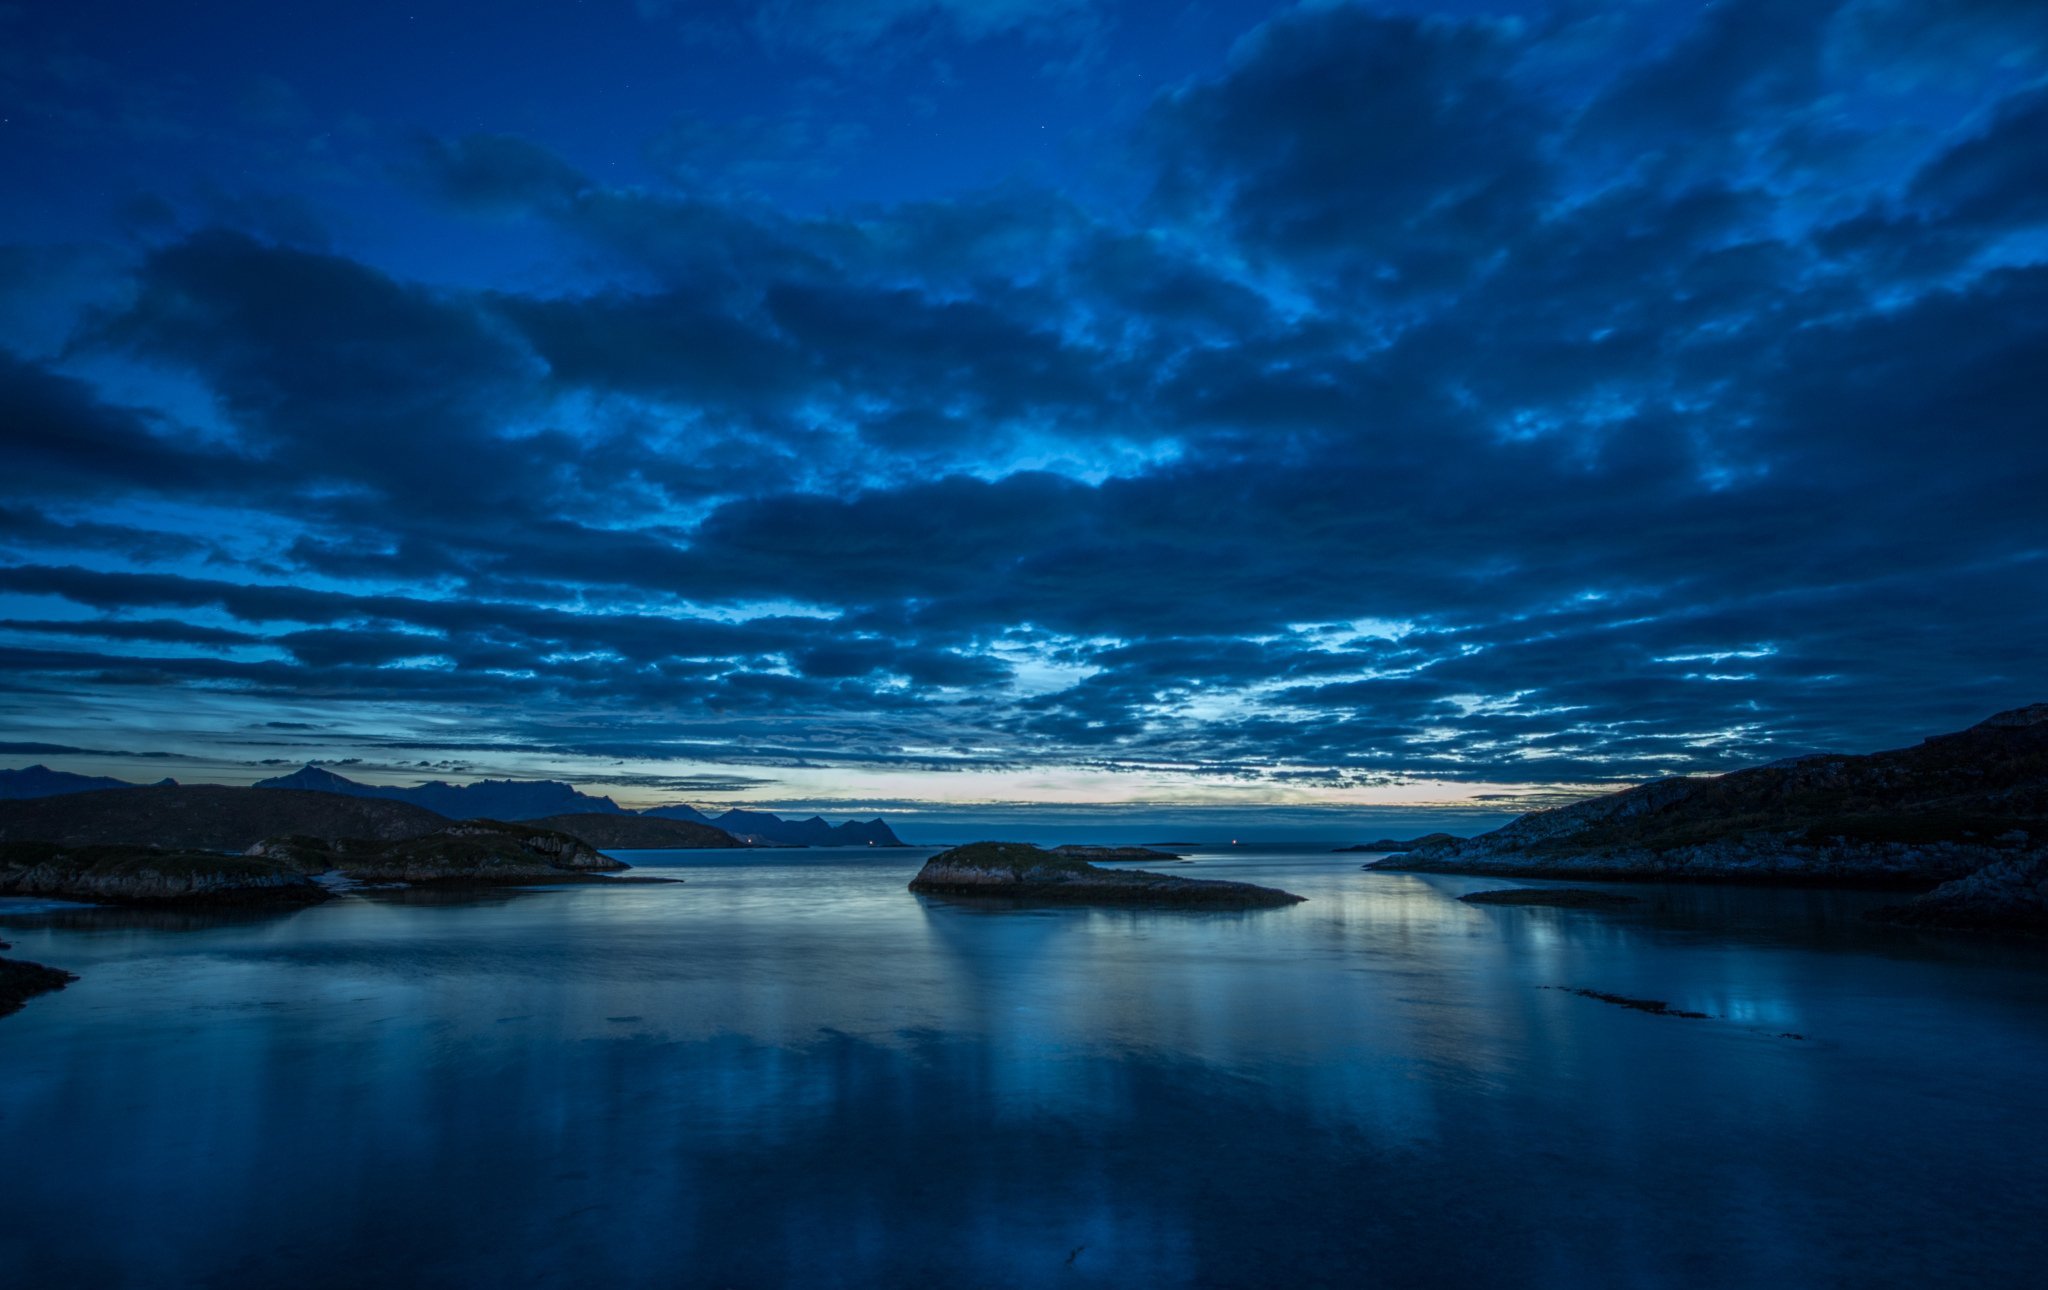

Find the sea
[[3, 844, 2045, 1287]]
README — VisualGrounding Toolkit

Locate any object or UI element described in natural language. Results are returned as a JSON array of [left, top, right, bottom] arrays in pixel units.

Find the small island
[[908, 842, 1304, 908]]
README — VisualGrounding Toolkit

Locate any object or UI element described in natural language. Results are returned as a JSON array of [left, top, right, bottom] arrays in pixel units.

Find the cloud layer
[[2, 0, 2045, 807]]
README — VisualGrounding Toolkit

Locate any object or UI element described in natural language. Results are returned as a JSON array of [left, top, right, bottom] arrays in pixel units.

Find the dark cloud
[[2, 0, 2045, 797]]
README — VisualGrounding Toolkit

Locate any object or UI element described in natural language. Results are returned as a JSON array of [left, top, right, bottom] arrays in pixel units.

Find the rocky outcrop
[[1336, 834, 1461, 853], [1374, 705, 2048, 893], [0, 841, 330, 905], [0, 784, 447, 850], [1868, 853, 2048, 933], [247, 820, 628, 883], [1, 950, 77, 1019], [529, 813, 745, 850], [1051, 845, 1185, 861], [908, 842, 1304, 908]]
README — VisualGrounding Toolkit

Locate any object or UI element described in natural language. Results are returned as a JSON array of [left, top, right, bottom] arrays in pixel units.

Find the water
[[3, 845, 2045, 1288]]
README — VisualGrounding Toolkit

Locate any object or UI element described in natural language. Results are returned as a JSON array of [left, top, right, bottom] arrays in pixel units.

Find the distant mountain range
[[0, 762, 906, 847], [0, 765, 176, 800], [254, 765, 629, 820]]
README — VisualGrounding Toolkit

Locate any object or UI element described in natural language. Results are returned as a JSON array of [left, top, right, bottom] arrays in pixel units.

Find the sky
[[1, 0, 2045, 831]]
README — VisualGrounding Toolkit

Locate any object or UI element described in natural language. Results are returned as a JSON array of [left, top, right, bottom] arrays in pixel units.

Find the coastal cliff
[[909, 842, 1303, 908], [1373, 704, 2048, 928]]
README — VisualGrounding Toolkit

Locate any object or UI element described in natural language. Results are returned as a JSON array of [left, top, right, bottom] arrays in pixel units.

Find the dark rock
[[1459, 888, 1641, 909], [908, 842, 1304, 908], [1546, 987, 1709, 1019]]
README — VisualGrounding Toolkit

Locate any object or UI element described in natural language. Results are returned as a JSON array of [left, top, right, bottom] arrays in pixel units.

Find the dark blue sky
[[2, 0, 2044, 822]]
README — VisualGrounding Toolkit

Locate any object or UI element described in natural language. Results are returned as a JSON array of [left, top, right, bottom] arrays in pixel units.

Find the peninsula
[[1370, 705, 2048, 931]]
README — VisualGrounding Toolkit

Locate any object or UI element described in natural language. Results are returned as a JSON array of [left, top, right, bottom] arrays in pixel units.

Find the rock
[[1050, 845, 1186, 861], [1, 954, 78, 1019], [908, 842, 1304, 908], [1459, 888, 1641, 909], [1868, 854, 2048, 933], [0, 841, 330, 906]]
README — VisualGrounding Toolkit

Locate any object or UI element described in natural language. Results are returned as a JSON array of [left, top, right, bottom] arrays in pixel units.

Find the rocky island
[[1372, 705, 2048, 931], [1336, 834, 1461, 853], [1, 841, 331, 905], [909, 842, 1304, 908]]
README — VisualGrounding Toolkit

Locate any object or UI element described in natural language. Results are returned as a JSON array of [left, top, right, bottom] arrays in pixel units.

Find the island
[[1336, 834, 1462, 853], [1, 821, 663, 906], [1368, 704, 2048, 931], [1, 841, 331, 905], [526, 813, 746, 850], [1050, 844, 1187, 861], [246, 821, 646, 884], [908, 842, 1304, 908]]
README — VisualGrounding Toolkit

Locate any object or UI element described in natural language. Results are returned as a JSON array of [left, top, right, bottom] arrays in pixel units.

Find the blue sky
[[1, 0, 2045, 824]]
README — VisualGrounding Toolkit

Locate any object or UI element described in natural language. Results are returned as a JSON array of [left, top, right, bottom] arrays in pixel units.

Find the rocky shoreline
[[909, 842, 1304, 908], [2, 821, 662, 908], [1369, 704, 2048, 933], [0, 940, 77, 1018]]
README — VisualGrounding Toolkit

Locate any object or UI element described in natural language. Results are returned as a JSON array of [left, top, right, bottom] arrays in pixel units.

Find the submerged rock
[[0, 841, 330, 906], [908, 842, 1304, 908]]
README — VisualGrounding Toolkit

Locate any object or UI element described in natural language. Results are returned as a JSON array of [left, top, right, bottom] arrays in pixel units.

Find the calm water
[[3, 846, 2045, 1288]]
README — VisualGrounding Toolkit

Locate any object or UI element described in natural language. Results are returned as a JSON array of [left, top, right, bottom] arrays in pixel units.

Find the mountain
[[254, 765, 627, 820], [709, 808, 905, 847], [528, 814, 744, 850], [640, 803, 713, 824], [0, 765, 174, 800], [1377, 704, 2048, 895], [0, 785, 447, 850]]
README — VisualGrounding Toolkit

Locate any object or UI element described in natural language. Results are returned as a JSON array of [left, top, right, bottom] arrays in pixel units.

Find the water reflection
[[2, 850, 2045, 1287]]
